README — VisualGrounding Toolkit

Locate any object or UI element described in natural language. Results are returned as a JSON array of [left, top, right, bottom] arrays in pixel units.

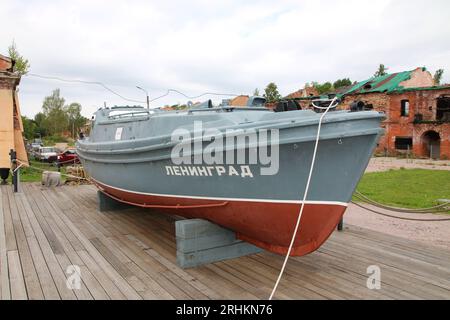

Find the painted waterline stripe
[[92, 178, 349, 207]]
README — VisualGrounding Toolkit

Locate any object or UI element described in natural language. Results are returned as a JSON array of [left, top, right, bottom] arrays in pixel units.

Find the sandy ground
[[344, 203, 450, 250], [346, 157, 450, 250]]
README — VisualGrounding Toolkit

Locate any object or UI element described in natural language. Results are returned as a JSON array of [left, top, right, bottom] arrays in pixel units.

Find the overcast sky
[[1, 0, 450, 117]]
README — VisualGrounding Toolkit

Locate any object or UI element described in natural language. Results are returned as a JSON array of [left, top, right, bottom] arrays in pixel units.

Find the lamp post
[[136, 86, 149, 109]]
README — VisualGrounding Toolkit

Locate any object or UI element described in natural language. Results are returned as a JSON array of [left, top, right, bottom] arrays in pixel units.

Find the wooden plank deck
[[0, 183, 449, 300]]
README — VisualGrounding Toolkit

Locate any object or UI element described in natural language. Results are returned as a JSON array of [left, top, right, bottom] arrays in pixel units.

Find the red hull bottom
[[94, 181, 347, 257]]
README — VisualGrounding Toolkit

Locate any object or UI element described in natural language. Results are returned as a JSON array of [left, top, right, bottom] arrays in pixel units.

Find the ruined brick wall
[[340, 89, 450, 159], [341, 93, 391, 152], [388, 89, 450, 159], [399, 67, 435, 88]]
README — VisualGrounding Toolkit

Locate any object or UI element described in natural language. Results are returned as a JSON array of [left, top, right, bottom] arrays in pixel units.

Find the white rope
[[13, 163, 24, 173], [269, 97, 338, 300]]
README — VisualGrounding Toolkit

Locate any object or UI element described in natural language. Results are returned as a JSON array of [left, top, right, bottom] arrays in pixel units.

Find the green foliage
[[253, 88, 260, 96], [65, 102, 85, 138], [12, 160, 67, 182], [355, 169, 450, 209], [33, 112, 48, 137], [312, 81, 333, 95], [42, 135, 70, 146], [333, 78, 352, 89], [7, 41, 30, 76], [434, 69, 444, 85], [263, 83, 281, 103], [169, 104, 188, 110], [42, 89, 68, 136], [31, 89, 87, 140], [374, 64, 388, 77], [21, 116, 38, 140]]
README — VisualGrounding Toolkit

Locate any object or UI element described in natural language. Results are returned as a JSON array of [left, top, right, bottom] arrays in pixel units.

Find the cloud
[[1, 0, 449, 117]]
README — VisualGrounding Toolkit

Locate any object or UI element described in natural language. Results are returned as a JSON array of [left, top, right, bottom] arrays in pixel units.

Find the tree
[[21, 116, 38, 140], [33, 112, 48, 137], [42, 89, 68, 136], [374, 64, 388, 77], [65, 102, 86, 138], [333, 78, 352, 89], [8, 41, 30, 75], [253, 88, 260, 96], [263, 83, 282, 103], [434, 69, 444, 85], [312, 81, 333, 95]]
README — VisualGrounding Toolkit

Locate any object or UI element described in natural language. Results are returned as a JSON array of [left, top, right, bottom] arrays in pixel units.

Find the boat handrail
[[107, 110, 152, 120], [187, 106, 269, 114]]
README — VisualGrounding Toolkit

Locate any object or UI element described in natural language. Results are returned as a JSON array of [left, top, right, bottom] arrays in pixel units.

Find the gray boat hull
[[77, 107, 384, 256]]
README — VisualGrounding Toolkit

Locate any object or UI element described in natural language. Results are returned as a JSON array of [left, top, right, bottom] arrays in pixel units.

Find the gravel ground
[[346, 157, 450, 250], [366, 157, 450, 172]]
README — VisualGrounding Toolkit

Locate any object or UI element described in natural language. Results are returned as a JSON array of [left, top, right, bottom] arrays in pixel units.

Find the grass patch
[[355, 169, 450, 209], [12, 160, 67, 183]]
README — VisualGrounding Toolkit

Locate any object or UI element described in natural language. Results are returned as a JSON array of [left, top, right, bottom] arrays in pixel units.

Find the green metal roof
[[391, 85, 450, 94], [285, 67, 450, 101], [344, 69, 419, 96]]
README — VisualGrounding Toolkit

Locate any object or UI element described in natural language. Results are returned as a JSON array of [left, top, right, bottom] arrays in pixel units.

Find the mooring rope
[[14, 159, 90, 181], [269, 97, 338, 300], [355, 190, 449, 213], [351, 200, 450, 222]]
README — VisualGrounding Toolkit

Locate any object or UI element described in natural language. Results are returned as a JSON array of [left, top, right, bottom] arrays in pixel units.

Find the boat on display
[[76, 97, 384, 256]]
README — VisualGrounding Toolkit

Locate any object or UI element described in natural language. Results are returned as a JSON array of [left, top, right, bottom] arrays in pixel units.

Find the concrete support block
[[42, 171, 61, 187], [176, 218, 263, 269], [97, 191, 133, 212]]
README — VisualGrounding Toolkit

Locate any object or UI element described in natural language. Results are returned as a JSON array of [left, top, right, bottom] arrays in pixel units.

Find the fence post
[[9, 149, 18, 193]]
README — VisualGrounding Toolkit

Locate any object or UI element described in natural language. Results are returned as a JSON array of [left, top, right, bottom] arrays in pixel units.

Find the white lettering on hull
[[165, 165, 254, 178]]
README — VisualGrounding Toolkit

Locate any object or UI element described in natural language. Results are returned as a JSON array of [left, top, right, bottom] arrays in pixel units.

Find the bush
[[42, 135, 69, 146]]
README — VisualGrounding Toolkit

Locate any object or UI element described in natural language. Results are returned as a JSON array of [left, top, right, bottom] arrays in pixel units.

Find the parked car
[[30, 142, 43, 151], [57, 149, 80, 166], [34, 146, 58, 162]]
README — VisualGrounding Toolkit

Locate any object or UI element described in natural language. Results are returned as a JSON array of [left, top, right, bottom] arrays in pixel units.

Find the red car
[[57, 149, 80, 166]]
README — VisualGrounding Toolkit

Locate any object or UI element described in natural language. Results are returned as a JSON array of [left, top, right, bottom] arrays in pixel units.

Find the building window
[[437, 97, 450, 121], [401, 100, 409, 117], [395, 137, 413, 150]]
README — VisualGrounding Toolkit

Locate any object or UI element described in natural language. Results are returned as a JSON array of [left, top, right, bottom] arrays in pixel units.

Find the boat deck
[[1, 183, 449, 300]]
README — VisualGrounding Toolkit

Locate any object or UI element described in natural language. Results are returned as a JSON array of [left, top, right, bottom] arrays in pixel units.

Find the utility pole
[[136, 86, 150, 109]]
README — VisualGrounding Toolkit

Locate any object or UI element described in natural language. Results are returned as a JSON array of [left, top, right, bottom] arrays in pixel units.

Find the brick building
[[340, 68, 450, 159], [286, 67, 450, 159]]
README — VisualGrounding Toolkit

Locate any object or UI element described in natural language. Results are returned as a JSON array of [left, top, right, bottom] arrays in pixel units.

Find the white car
[[35, 146, 58, 162]]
